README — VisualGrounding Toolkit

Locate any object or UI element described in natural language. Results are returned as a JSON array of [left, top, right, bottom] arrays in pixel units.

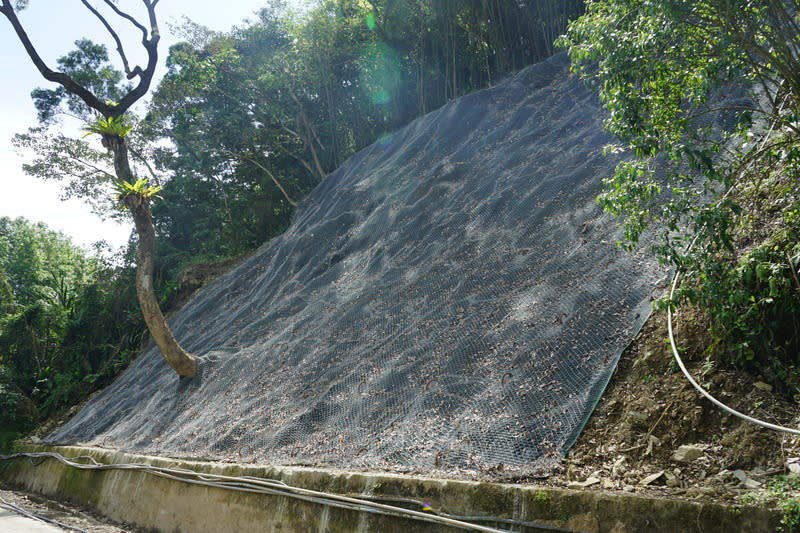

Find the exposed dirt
[[543, 305, 800, 511], [164, 253, 251, 313], [0, 485, 142, 533]]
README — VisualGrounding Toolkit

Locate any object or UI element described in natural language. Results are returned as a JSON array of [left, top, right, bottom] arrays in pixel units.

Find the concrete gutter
[[0, 444, 781, 533]]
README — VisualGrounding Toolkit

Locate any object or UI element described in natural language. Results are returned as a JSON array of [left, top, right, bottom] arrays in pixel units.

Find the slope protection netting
[[50, 54, 665, 478]]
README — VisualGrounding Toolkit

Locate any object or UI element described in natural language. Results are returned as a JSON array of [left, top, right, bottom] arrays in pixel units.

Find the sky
[[0, 1, 301, 251]]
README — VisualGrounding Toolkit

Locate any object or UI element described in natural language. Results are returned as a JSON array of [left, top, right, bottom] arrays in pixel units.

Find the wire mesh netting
[[49, 53, 667, 478]]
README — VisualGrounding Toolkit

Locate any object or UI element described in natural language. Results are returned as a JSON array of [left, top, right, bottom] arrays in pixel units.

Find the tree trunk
[[107, 134, 197, 377]]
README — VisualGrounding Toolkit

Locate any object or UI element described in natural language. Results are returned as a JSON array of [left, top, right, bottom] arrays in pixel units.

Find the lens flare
[[358, 42, 402, 106], [377, 132, 394, 147]]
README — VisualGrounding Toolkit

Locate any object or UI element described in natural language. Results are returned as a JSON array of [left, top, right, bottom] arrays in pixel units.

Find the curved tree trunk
[[107, 134, 197, 377], [2, 0, 193, 375]]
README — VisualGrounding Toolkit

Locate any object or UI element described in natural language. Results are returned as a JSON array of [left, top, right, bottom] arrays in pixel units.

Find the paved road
[[0, 486, 131, 532], [0, 508, 69, 532]]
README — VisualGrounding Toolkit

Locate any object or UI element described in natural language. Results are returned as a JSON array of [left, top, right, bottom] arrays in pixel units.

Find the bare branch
[[80, 0, 137, 79], [0, 0, 159, 117], [107, 0, 160, 114], [147, 0, 161, 37], [102, 0, 148, 37], [128, 144, 161, 185], [0, 0, 115, 116]]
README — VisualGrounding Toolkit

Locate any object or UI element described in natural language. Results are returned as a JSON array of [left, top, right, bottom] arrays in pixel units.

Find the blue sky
[[0, 1, 305, 250]]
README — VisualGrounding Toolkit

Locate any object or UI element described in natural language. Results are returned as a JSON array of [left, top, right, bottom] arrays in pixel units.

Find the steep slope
[[49, 53, 665, 479]]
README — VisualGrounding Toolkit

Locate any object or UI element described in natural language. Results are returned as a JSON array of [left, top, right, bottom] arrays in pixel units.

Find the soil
[[542, 305, 800, 510], [0, 486, 144, 533], [164, 253, 251, 313]]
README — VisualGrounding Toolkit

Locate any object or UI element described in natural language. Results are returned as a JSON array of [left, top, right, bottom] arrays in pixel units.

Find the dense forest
[[1, 0, 583, 446], [0, 217, 141, 446]]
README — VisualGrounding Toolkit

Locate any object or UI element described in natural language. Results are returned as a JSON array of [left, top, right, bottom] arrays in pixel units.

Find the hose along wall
[[0, 452, 577, 533]]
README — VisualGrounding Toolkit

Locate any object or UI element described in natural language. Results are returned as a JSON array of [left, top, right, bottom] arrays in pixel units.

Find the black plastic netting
[[49, 54, 667, 478]]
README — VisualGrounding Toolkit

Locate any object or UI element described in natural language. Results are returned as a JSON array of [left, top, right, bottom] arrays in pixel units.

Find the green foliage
[[560, 0, 800, 392], [114, 178, 163, 203], [742, 475, 800, 532], [558, 0, 748, 252], [780, 495, 800, 533], [31, 38, 129, 123], [0, 217, 143, 430], [0, 216, 94, 310], [12, 127, 119, 218], [0, 365, 37, 432], [82, 115, 133, 138], [678, 234, 800, 392]]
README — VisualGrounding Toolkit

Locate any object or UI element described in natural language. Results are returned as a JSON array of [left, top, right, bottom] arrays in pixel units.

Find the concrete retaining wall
[[0, 445, 781, 532]]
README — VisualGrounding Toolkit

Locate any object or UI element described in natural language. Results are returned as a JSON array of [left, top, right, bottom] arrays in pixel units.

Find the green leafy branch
[[114, 178, 162, 205], [82, 115, 133, 138], [560, 0, 800, 393]]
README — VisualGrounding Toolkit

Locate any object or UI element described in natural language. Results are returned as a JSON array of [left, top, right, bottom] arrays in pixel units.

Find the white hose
[[667, 270, 800, 435], [0, 452, 577, 533], [664, 91, 800, 436]]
